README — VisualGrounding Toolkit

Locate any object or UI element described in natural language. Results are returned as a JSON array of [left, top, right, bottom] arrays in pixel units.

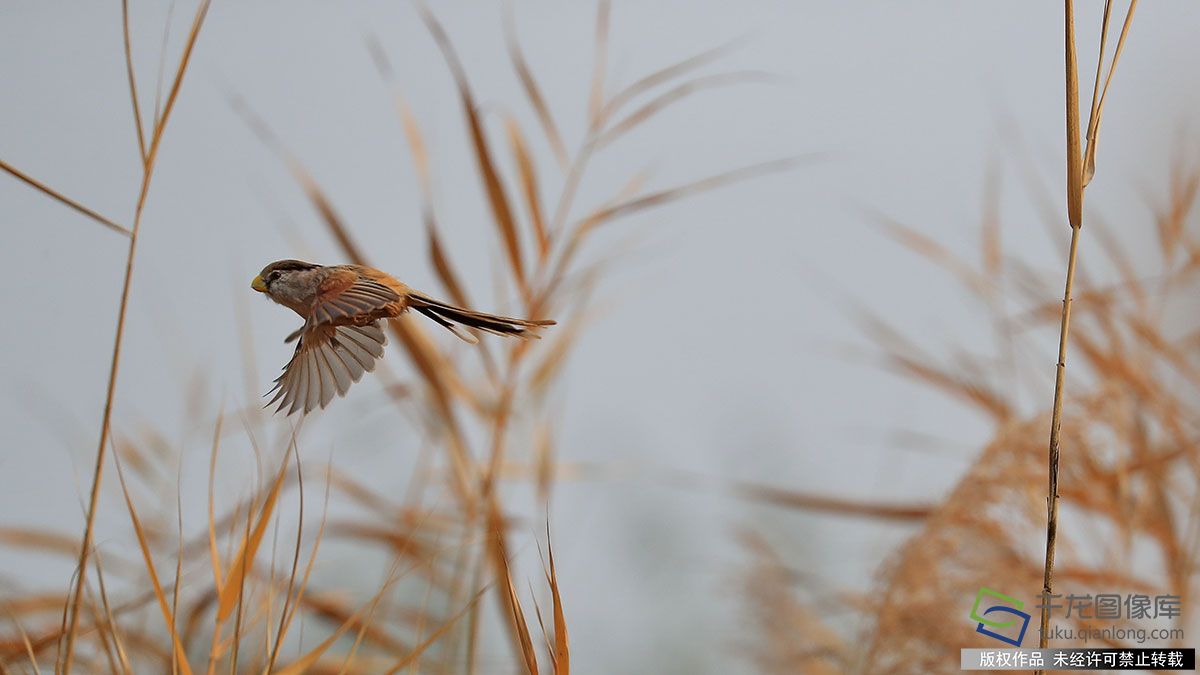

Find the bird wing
[[306, 268, 403, 327], [266, 322, 388, 415]]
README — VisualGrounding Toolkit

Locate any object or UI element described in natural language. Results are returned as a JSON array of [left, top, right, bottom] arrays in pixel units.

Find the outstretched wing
[[266, 322, 388, 415], [307, 268, 403, 327]]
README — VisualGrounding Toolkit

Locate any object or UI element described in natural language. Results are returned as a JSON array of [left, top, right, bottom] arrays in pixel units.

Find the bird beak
[[251, 275, 267, 293]]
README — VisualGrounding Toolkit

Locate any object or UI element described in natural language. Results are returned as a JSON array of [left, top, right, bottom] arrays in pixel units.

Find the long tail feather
[[409, 293, 554, 343]]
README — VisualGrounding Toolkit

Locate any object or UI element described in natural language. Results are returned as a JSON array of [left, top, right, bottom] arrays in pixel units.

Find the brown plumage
[[251, 260, 554, 415]]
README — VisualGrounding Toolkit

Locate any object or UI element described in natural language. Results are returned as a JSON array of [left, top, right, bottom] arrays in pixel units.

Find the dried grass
[[740, 150, 1199, 670], [0, 2, 784, 672], [9, 2, 1176, 672], [734, 5, 1200, 668]]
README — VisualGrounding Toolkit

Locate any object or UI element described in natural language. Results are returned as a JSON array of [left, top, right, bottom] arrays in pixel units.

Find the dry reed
[[738, 148, 1199, 672], [0, 2, 786, 672], [731, 5, 1200, 668], [1037, 2, 1137, 665]]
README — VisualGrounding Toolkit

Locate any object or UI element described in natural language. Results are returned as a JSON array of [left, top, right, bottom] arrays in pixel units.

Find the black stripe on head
[[261, 259, 320, 276], [259, 259, 321, 289]]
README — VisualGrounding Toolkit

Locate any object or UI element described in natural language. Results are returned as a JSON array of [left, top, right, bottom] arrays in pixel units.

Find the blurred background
[[1, 1, 1198, 673]]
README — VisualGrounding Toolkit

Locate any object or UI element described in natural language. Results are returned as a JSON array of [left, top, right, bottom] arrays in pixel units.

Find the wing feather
[[322, 343, 355, 394], [335, 336, 375, 373], [315, 347, 337, 408], [309, 277, 402, 327], [302, 348, 320, 413], [266, 321, 389, 415], [289, 350, 310, 416], [340, 325, 387, 360]]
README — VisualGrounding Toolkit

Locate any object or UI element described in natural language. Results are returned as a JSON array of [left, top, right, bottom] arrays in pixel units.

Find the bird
[[251, 260, 554, 415]]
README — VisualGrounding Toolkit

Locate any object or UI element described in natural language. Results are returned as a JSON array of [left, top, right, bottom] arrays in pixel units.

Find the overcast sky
[[2, 1, 1198, 671]]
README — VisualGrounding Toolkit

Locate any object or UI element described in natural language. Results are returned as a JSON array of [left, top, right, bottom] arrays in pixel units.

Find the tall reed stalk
[[1036, 0, 1136, 665], [58, 4, 211, 672]]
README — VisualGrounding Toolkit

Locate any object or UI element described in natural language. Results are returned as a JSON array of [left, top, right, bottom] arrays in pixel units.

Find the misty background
[[2, 1, 1198, 671]]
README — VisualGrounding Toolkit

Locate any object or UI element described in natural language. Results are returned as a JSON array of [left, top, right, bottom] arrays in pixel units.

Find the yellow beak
[[251, 275, 267, 293]]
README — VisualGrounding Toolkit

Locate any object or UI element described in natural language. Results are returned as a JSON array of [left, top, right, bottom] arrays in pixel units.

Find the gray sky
[[2, 1, 1198, 671]]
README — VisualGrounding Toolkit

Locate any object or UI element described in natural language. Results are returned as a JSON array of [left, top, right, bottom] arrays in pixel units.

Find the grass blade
[[486, 503, 539, 675], [583, 156, 807, 226], [207, 410, 224, 597], [418, 4, 527, 293], [367, 42, 480, 315], [598, 37, 746, 126], [546, 528, 568, 675], [383, 588, 488, 675], [1083, 0, 1139, 187], [216, 448, 290, 622], [507, 117, 550, 260], [121, 0, 148, 164], [62, 3, 210, 670], [504, 3, 568, 168], [1038, 1, 1098, 665], [4, 609, 43, 675], [728, 481, 933, 522], [587, 0, 611, 130], [267, 488, 331, 670], [596, 72, 778, 149], [273, 579, 374, 675], [1063, 0, 1083, 229], [112, 444, 194, 675], [92, 552, 132, 675], [0, 160, 129, 237]]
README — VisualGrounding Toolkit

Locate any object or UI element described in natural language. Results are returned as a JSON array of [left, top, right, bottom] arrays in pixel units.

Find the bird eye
[[267, 271, 281, 283]]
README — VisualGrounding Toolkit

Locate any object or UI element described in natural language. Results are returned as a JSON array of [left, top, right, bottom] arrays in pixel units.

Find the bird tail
[[408, 293, 555, 344]]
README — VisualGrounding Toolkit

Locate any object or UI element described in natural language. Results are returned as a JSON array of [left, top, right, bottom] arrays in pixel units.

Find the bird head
[[252, 260, 323, 312]]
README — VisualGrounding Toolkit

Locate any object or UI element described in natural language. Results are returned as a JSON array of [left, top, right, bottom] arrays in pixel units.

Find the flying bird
[[251, 260, 554, 415]]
